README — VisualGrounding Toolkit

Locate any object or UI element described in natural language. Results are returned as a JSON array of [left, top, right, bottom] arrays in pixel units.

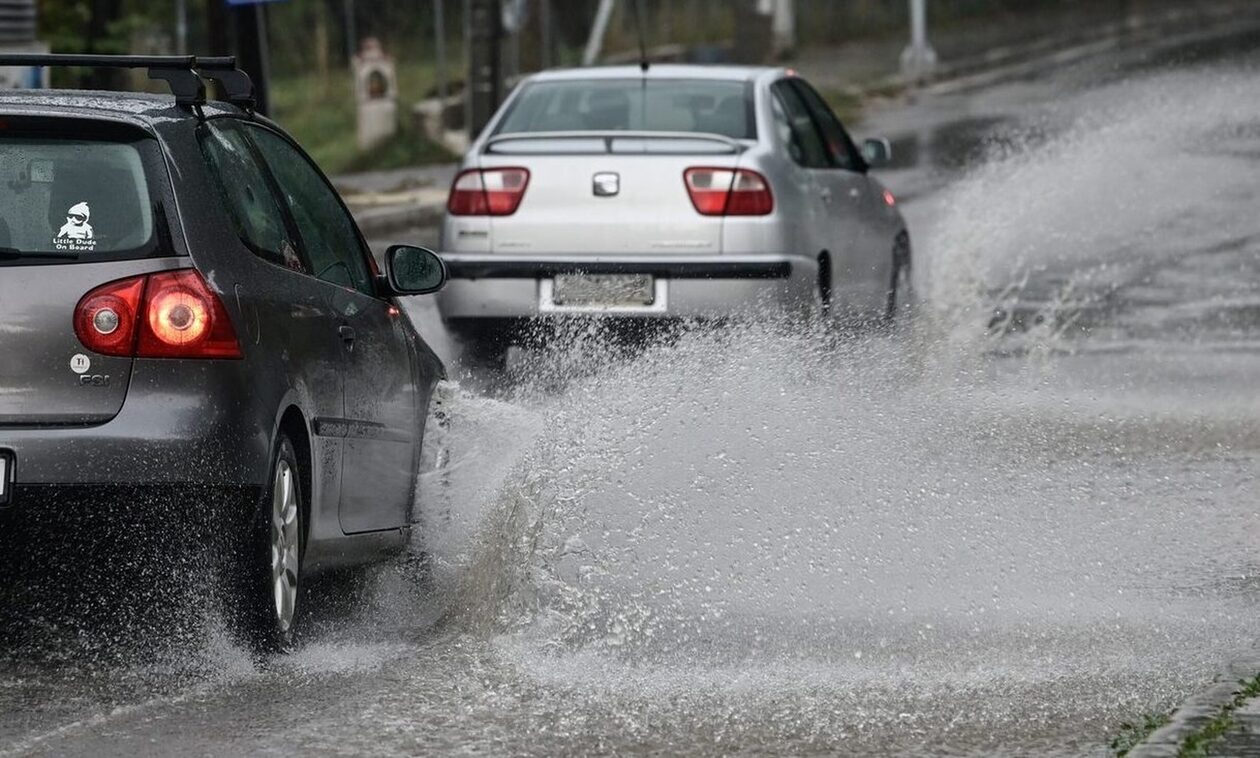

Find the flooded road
[[4, 27, 1260, 758]]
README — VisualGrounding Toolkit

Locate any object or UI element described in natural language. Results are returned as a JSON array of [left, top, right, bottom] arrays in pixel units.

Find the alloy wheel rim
[[270, 459, 299, 633]]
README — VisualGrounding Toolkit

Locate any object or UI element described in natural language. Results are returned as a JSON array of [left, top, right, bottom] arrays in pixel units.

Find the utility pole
[[900, 0, 937, 82], [434, 0, 449, 102], [232, 3, 272, 114], [540, 0, 552, 69], [467, 0, 502, 138], [343, 0, 358, 63], [206, 0, 229, 58], [582, 0, 616, 67], [769, 0, 795, 60], [175, 0, 188, 54]]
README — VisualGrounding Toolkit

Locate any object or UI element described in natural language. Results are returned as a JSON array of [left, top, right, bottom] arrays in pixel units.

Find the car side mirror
[[861, 138, 892, 168], [385, 245, 447, 295]]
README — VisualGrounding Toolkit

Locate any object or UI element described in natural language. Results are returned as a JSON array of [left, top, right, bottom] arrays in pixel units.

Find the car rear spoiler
[[483, 130, 748, 156]]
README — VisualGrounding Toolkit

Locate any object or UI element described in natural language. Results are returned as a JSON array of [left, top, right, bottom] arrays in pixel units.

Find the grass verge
[[1110, 713, 1171, 756], [269, 59, 455, 175], [1109, 675, 1260, 757], [1177, 675, 1260, 757]]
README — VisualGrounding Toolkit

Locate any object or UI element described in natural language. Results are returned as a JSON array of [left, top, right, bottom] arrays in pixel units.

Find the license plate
[[552, 274, 655, 307], [0, 451, 11, 505]]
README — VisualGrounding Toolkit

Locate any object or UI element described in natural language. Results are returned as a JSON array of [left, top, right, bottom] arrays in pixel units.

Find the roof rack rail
[[0, 53, 255, 112]]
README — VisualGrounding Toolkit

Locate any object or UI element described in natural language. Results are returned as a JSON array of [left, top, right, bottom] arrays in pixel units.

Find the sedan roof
[[527, 64, 779, 84]]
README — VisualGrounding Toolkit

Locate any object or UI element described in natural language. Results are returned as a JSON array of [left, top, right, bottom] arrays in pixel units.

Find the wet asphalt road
[[4, 23, 1260, 758]]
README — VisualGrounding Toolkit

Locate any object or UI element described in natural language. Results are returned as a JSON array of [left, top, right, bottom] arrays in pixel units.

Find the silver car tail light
[[683, 167, 774, 216], [447, 167, 531, 216]]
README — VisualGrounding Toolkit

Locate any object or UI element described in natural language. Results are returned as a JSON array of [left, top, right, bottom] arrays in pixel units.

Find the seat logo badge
[[593, 172, 619, 197]]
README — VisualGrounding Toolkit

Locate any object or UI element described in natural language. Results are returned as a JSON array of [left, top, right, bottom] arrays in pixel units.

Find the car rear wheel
[[817, 252, 832, 323], [449, 320, 511, 373], [229, 434, 305, 653], [885, 233, 913, 321]]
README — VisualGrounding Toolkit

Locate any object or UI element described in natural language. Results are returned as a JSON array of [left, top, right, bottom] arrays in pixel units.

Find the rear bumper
[[436, 253, 818, 319], [0, 358, 270, 492]]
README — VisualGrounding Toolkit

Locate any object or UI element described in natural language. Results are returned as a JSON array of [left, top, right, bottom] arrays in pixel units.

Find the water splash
[[419, 312, 1257, 753], [922, 65, 1260, 352]]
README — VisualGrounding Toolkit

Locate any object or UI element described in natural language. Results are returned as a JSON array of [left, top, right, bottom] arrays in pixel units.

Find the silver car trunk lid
[[481, 134, 743, 255], [0, 260, 160, 427]]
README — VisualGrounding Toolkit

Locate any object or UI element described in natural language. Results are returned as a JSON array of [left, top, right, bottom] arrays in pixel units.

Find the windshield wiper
[[0, 248, 81, 260]]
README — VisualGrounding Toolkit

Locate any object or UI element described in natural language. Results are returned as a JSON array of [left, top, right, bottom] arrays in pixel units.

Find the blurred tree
[[40, 0, 157, 87]]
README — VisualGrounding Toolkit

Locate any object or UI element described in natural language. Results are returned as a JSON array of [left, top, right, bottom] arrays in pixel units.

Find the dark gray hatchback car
[[0, 56, 448, 648]]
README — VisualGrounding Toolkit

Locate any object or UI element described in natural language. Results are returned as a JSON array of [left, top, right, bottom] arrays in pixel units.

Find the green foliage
[[816, 87, 866, 127], [338, 126, 455, 174], [38, 1, 92, 54], [269, 59, 454, 175], [1177, 675, 1260, 758], [1109, 675, 1260, 757], [39, 0, 175, 86], [1110, 712, 1171, 757]]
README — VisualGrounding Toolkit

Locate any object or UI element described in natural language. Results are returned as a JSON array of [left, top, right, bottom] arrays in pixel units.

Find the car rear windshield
[[494, 78, 755, 140], [0, 136, 154, 262]]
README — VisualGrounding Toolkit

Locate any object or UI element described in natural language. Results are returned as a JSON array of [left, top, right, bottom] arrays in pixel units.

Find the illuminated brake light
[[683, 167, 774, 216], [147, 284, 210, 347], [883, 189, 897, 207], [137, 270, 241, 358], [447, 167, 530, 216], [75, 269, 241, 359]]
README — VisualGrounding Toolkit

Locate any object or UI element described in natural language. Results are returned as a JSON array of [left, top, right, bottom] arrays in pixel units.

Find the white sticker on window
[[54, 202, 96, 252]]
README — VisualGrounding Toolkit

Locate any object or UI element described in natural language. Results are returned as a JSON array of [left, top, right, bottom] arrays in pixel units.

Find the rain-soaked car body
[[437, 64, 911, 358], [0, 56, 448, 648]]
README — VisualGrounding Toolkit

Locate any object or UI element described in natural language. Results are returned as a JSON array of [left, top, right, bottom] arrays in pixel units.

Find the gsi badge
[[593, 172, 620, 197]]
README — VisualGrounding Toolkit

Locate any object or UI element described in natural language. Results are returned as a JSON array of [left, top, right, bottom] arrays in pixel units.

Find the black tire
[[449, 320, 511, 373], [885, 233, 913, 322], [227, 434, 306, 654], [817, 252, 833, 325]]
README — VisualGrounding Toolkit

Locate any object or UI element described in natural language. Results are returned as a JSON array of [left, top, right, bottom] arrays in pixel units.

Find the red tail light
[[683, 167, 774, 216], [447, 167, 530, 216], [137, 270, 242, 358], [74, 276, 145, 356], [74, 269, 242, 359]]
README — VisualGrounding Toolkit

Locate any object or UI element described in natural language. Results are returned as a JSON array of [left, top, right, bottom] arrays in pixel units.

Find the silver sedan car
[[437, 64, 910, 362]]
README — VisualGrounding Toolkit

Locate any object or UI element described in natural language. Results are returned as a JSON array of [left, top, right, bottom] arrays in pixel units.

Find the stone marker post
[[352, 38, 398, 151]]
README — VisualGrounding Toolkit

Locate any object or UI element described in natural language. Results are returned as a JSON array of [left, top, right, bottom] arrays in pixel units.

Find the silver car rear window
[[0, 138, 153, 258], [495, 79, 755, 139]]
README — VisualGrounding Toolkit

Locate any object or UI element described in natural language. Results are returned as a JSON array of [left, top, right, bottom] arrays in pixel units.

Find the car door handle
[[338, 325, 356, 345]]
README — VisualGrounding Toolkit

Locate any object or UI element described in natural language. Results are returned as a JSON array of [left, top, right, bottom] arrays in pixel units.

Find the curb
[[351, 201, 446, 238], [853, 0, 1260, 100], [1128, 653, 1260, 757]]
